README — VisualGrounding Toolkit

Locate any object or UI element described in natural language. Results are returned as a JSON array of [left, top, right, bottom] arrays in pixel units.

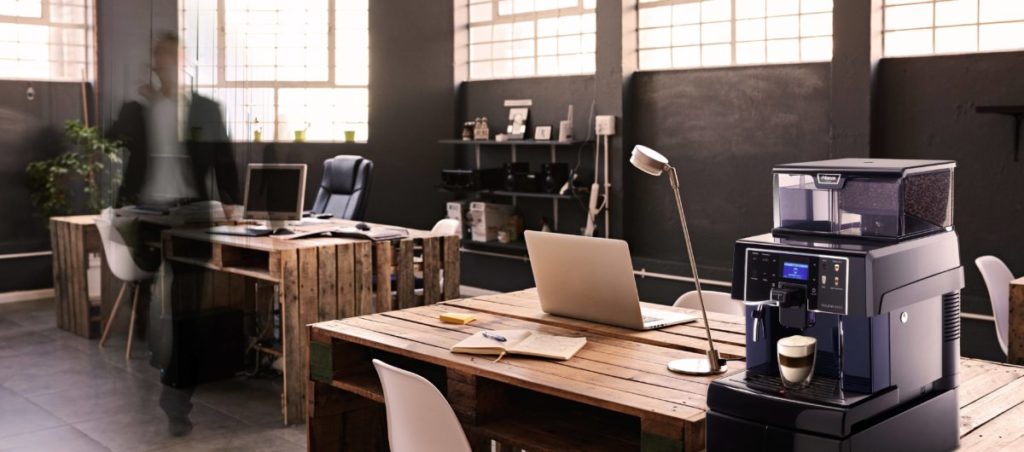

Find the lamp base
[[667, 358, 728, 376]]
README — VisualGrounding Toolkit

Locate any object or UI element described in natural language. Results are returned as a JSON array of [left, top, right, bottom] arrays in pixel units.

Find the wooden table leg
[[447, 369, 506, 452], [641, 417, 702, 452], [1009, 281, 1024, 364]]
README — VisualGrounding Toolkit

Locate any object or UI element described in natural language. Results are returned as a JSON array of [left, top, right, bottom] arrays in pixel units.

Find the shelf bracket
[[976, 106, 1024, 162]]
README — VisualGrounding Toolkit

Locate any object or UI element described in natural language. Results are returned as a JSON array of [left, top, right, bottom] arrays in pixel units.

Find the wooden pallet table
[[49, 215, 118, 338], [164, 220, 460, 424], [308, 289, 1024, 451]]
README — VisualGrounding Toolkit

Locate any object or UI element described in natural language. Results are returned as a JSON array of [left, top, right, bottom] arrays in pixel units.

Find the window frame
[[635, 0, 834, 72], [465, 0, 597, 81], [180, 0, 369, 143], [0, 0, 97, 83]]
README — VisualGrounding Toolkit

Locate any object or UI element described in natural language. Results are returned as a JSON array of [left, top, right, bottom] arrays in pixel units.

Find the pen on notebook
[[482, 331, 507, 342]]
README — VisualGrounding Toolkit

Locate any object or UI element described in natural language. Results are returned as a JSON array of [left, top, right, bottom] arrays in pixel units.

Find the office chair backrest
[[372, 359, 471, 452], [673, 290, 745, 317], [95, 209, 153, 283], [976, 255, 1012, 357], [431, 219, 461, 236], [311, 155, 373, 220]]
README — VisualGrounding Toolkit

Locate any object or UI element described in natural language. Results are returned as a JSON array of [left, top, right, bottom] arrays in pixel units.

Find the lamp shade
[[630, 145, 670, 176]]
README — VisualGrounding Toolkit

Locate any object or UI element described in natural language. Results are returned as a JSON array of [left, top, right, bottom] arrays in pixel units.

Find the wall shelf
[[439, 139, 588, 146], [976, 105, 1024, 161], [438, 186, 584, 201]]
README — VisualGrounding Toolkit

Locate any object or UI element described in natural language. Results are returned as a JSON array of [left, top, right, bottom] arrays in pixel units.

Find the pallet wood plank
[[337, 244, 356, 319], [280, 249, 303, 424], [959, 397, 1024, 451], [396, 239, 415, 309], [51, 220, 65, 330], [1009, 278, 1024, 365], [70, 223, 87, 337], [297, 247, 321, 424], [353, 241, 373, 315], [422, 237, 441, 305], [374, 241, 393, 314], [960, 374, 1024, 435], [318, 245, 338, 321], [442, 235, 460, 301]]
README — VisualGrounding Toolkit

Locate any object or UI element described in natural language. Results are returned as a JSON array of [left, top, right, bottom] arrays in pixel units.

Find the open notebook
[[450, 330, 587, 361]]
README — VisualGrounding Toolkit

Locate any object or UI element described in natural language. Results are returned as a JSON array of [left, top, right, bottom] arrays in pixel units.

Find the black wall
[[0, 81, 91, 292], [875, 51, 1024, 361]]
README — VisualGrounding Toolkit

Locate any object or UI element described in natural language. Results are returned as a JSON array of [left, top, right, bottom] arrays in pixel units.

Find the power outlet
[[595, 115, 615, 136]]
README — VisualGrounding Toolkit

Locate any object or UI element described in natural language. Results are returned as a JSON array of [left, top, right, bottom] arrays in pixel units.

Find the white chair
[[431, 219, 461, 236], [372, 359, 471, 452], [976, 256, 1012, 357], [673, 290, 745, 317], [96, 210, 155, 359]]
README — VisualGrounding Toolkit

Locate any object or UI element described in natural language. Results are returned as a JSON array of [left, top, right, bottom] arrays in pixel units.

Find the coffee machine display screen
[[782, 262, 809, 281]]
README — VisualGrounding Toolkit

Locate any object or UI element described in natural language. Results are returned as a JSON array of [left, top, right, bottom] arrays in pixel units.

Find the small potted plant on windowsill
[[26, 120, 124, 219]]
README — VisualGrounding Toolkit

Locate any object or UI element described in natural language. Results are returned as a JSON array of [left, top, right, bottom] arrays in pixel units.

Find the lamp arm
[[667, 166, 721, 369]]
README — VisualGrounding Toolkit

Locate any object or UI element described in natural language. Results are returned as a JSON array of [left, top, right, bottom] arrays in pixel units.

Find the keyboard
[[206, 226, 273, 237]]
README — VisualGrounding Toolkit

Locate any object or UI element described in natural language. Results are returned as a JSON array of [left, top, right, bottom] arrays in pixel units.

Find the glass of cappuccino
[[777, 335, 817, 389]]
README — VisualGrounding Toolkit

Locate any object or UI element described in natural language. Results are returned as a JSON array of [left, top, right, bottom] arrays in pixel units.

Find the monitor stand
[[263, 219, 294, 236]]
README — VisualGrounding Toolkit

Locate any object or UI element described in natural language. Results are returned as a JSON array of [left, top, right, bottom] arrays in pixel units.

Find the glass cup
[[777, 335, 817, 389]]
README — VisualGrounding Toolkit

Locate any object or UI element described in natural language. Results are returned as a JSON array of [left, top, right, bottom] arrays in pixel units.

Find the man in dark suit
[[108, 33, 239, 207], [107, 32, 240, 438]]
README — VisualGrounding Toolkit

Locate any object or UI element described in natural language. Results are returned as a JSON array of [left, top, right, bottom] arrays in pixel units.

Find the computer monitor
[[243, 164, 307, 228]]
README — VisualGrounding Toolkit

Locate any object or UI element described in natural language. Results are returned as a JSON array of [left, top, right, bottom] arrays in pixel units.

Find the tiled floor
[[0, 299, 305, 452]]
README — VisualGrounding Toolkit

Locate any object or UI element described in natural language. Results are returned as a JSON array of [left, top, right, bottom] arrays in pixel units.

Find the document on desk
[[283, 226, 409, 241], [450, 329, 586, 361]]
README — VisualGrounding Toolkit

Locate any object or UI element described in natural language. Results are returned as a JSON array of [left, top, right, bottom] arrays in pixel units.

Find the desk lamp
[[630, 145, 726, 375]]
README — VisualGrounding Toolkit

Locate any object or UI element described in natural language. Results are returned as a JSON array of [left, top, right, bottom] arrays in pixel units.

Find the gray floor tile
[[144, 427, 304, 452], [0, 298, 308, 450], [73, 403, 245, 452], [0, 425, 110, 452], [0, 386, 66, 439]]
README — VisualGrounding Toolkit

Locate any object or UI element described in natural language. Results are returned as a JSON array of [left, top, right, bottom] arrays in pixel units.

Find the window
[[181, 0, 368, 142], [467, 0, 596, 80], [0, 0, 95, 82], [637, 0, 833, 70], [884, 0, 1024, 57]]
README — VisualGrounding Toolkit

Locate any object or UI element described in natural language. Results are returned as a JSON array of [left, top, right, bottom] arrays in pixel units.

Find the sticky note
[[440, 312, 477, 324]]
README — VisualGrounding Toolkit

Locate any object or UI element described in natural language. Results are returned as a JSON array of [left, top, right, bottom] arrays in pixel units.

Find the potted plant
[[26, 120, 124, 218]]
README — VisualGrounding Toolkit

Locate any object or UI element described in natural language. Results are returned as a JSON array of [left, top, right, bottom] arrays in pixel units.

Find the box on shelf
[[446, 201, 468, 238], [469, 202, 513, 242]]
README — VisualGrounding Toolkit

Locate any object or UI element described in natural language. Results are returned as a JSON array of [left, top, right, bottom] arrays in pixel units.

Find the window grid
[[468, 0, 597, 80], [637, 0, 833, 71], [0, 0, 95, 82], [883, 0, 1024, 57], [181, 0, 368, 143]]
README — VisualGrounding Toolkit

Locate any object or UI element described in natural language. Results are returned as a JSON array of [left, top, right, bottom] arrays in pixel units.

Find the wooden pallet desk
[[307, 289, 1024, 451], [49, 215, 118, 338], [164, 221, 460, 424]]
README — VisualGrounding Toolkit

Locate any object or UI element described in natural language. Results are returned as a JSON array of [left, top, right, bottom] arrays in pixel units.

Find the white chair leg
[[125, 283, 140, 360], [99, 281, 128, 348]]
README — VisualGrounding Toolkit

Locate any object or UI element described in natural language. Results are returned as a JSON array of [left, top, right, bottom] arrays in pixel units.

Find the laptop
[[524, 231, 697, 330]]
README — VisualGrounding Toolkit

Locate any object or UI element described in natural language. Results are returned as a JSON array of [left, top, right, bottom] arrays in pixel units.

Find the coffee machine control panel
[[745, 249, 848, 315]]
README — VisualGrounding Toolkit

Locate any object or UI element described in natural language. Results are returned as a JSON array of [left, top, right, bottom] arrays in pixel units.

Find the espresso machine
[[707, 159, 965, 451]]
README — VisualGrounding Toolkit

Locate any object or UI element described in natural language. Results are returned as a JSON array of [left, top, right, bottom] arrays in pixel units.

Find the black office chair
[[311, 155, 373, 220]]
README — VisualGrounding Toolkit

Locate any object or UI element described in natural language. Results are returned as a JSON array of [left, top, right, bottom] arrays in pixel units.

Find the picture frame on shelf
[[534, 125, 552, 141]]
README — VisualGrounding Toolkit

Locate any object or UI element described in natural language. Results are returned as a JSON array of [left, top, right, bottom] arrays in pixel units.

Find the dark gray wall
[[874, 51, 1024, 361], [627, 64, 833, 282], [0, 81, 91, 292]]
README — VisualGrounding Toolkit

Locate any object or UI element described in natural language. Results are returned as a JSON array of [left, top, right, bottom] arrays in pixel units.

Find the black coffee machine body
[[707, 159, 964, 451]]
